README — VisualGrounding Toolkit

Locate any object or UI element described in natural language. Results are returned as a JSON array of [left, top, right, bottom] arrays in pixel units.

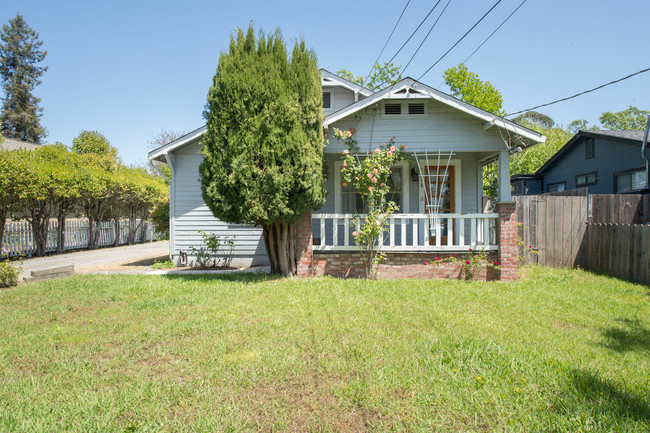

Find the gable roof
[[323, 77, 545, 147], [147, 125, 206, 163], [320, 69, 374, 97], [536, 129, 647, 175], [0, 136, 40, 151]]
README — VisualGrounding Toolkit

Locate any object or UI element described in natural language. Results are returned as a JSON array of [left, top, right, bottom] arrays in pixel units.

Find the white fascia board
[[147, 126, 207, 162], [320, 70, 373, 97]]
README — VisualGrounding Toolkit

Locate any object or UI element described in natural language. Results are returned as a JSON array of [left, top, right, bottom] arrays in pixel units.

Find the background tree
[[201, 25, 325, 276], [336, 62, 402, 91], [512, 111, 554, 129], [510, 119, 572, 175], [148, 128, 184, 150], [567, 119, 598, 134], [0, 148, 28, 255], [72, 130, 118, 159], [443, 63, 504, 115], [599, 105, 650, 130], [0, 13, 47, 143]]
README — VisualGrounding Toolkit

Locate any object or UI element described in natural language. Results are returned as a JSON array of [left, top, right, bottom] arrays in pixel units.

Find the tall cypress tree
[[0, 13, 47, 143], [200, 26, 325, 276]]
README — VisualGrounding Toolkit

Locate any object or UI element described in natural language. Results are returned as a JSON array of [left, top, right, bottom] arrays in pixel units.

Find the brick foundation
[[312, 251, 499, 280], [295, 211, 314, 277], [496, 202, 517, 281]]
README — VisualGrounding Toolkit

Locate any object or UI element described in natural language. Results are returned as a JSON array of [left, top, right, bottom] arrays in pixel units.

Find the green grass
[[0, 266, 649, 432]]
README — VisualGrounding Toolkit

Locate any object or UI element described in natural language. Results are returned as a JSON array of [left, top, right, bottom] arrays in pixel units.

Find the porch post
[[496, 202, 517, 281], [498, 149, 512, 202], [295, 210, 313, 277]]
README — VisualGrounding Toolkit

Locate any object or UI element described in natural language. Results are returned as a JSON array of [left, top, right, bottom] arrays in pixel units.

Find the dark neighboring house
[[511, 130, 649, 195], [0, 136, 40, 151]]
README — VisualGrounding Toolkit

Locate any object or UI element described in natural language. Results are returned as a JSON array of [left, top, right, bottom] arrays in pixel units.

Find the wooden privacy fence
[[2, 220, 153, 258], [516, 192, 650, 285], [586, 223, 650, 285], [515, 195, 590, 268]]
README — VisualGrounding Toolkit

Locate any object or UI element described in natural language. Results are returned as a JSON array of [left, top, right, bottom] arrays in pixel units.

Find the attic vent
[[408, 103, 425, 115], [384, 103, 402, 115], [323, 92, 331, 109], [585, 137, 594, 159], [395, 89, 407, 94]]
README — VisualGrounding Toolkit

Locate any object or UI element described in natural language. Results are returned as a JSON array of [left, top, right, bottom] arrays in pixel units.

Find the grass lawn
[[1, 266, 649, 432]]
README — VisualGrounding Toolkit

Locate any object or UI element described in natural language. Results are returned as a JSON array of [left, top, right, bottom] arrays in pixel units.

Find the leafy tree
[[599, 105, 650, 130], [336, 62, 402, 91], [200, 25, 325, 276], [512, 111, 554, 129], [72, 130, 117, 159], [567, 119, 598, 134], [0, 148, 29, 255], [0, 13, 47, 143], [443, 63, 504, 115], [510, 120, 572, 175]]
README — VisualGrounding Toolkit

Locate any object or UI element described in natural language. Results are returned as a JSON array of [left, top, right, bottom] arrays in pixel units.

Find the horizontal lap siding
[[172, 143, 268, 265], [325, 99, 507, 154]]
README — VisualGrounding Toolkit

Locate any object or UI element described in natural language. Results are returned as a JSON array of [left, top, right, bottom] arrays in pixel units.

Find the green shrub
[[151, 259, 174, 270], [150, 197, 169, 239], [0, 261, 21, 287]]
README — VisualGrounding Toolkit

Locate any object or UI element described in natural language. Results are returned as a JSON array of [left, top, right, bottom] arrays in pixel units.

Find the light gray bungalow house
[[148, 70, 545, 279]]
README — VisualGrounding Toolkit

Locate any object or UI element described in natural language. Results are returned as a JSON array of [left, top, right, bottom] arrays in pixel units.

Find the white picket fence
[[2, 220, 153, 258]]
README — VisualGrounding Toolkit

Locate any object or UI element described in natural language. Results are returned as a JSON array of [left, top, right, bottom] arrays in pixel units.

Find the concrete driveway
[[18, 241, 170, 280]]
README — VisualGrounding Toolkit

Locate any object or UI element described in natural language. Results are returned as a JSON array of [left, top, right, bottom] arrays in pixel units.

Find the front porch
[[296, 203, 518, 280], [312, 212, 498, 252]]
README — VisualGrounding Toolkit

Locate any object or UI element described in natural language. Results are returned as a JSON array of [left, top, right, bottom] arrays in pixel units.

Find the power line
[[463, 0, 526, 64], [369, 0, 445, 85], [417, 0, 503, 81], [505, 67, 650, 117], [402, 0, 453, 74], [363, 0, 411, 86]]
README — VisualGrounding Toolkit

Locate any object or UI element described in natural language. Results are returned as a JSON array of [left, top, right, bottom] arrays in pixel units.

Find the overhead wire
[[367, 0, 445, 86], [363, 0, 412, 87], [505, 66, 650, 117], [417, 0, 503, 81], [402, 0, 453, 74]]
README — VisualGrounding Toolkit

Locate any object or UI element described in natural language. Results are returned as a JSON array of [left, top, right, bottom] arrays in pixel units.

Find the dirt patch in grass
[[239, 373, 387, 432]]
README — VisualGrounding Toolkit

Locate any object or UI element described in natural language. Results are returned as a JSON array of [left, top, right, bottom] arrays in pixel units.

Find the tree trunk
[[29, 206, 50, 257], [0, 205, 8, 258], [113, 217, 120, 247], [262, 222, 296, 276], [56, 209, 66, 254], [139, 207, 148, 243], [128, 208, 137, 245]]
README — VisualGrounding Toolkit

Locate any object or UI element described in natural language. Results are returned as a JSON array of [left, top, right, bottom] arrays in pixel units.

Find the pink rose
[[367, 173, 373, 179], [352, 231, 357, 237], [469, 248, 473, 252], [390, 146, 396, 152], [343, 149, 349, 154], [343, 162, 347, 167], [371, 177, 377, 183], [373, 168, 378, 174], [400, 144, 407, 150], [374, 148, 381, 153], [424, 261, 428, 265], [493, 261, 498, 266], [435, 257, 440, 261], [342, 182, 347, 187], [387, 151, 393, 157], [465, 260, 470, 265], [368, 187, 373, 191]]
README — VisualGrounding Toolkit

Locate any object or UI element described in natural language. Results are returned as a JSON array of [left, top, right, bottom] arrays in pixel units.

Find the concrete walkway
[[19, 241, 171, 280], [18, 240, 271, 282]]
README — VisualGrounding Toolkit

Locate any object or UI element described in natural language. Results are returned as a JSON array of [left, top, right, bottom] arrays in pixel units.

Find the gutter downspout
[[148, 160, 170, 183], [164, 153, 176, 259], [642, 115, 650, 189]]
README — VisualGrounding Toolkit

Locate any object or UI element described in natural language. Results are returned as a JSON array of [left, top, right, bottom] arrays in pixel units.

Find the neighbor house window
[[322, 92, 331, 108], [585, 137, 594, 159], [547, 182, 566, 192], [615, 168, 647, 193], [576, 172, 597, 187], [512, 182, 522, 194]]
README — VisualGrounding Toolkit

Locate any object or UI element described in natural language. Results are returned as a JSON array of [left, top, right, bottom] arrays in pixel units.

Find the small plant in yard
[[190, 231, 236, 268], [339, 136, 406, 279], [150, 259, 174, 270], [426, 248, 499, 280], [0, 260, 21, 288]]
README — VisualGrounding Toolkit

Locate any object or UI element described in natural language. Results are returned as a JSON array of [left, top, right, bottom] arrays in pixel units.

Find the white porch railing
[[312, 213, 498, 252]]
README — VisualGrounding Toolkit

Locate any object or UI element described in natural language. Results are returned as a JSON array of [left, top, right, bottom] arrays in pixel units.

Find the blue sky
[[2, 0, 649, 165]]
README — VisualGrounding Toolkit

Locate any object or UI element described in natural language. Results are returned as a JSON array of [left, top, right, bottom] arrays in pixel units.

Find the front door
[[424, 166, 454, 245]]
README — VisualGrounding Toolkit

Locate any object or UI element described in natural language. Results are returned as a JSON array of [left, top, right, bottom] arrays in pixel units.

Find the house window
[[408, 103, 425, 115], [585, 137, 594, 159], [322, 92, 331, 108], [547, 182, 566, 193], [384, 103, 402, 115], [576, 172, 597, 187], [615, 168, 647, 193]]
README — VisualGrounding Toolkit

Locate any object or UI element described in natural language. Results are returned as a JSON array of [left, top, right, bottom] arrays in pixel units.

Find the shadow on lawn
[[601, 318, 650, 353], [556, 368, 650, 424], [160, 272, 277, 284]]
